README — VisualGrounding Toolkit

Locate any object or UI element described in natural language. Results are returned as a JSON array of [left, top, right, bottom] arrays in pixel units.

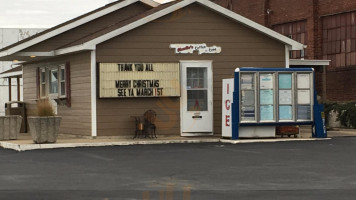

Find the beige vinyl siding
[[23, 52, 92, 136], [96, 3, 286, 136]]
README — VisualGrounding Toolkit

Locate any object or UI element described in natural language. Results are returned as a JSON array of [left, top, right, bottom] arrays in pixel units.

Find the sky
[[0, 0, 173, 28]]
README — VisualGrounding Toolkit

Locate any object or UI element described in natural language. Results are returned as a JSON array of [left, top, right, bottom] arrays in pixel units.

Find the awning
[[0, 65, 22, 78], [290, 59, 330, 66]]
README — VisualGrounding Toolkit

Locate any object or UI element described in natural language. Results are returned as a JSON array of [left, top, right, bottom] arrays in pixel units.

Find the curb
[[0, 138, 331, 152], [0, 139, 221, 152], [220, 138, 331, 144]]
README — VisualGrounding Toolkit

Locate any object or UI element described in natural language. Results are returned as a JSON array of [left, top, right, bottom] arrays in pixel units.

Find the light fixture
[[30, 56, 36, 58]]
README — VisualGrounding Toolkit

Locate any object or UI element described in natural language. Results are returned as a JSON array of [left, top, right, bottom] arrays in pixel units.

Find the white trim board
[[0, 0, 158, 57], [13, 52, 55, 57], [90, 50, 97, 137], [290, 59, 331, 66], [0, 71, 22, 78], [141, 0, 160, 7]]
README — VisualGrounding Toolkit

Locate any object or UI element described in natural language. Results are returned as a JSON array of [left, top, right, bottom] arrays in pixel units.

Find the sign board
[[99, 63, 180, 98], [170, 43, 222, 54], [222, 79, 234, 137]]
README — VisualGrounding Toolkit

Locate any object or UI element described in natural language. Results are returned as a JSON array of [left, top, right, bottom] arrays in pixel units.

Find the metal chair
[[133, 116, 145, 139], [144, 110, 157, 138]]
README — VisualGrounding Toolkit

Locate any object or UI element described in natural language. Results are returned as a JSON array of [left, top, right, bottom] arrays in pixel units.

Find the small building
[[0, 0, 307, 137]]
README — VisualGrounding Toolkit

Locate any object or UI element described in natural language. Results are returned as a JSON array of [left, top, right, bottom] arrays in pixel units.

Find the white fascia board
[[54, 44, 96, 55], [0, 71, 22, 79], [85, 0, 195, 47], [13, 52, 55, 57], [196, 0, 305, 51], [141, 0, 160, 7], [289, 59, 331, 66], [0, 0, 139, 57]]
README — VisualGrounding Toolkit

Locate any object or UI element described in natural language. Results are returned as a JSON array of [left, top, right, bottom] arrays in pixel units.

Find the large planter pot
[[27, 116, 61, 144], [0, 115, 22, 140]]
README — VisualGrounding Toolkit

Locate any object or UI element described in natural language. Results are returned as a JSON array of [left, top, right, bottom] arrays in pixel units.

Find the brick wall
[[212, 0, 266, 25], [213, 0, 356, 101]]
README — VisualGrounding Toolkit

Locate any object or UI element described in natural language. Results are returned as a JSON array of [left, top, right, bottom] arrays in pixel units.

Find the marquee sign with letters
[[99, 63, 180, 98]]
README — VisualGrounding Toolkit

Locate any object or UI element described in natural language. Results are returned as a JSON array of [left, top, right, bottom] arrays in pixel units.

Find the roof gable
[[0, 0, 305, 61], [57, 0, 304, 55]]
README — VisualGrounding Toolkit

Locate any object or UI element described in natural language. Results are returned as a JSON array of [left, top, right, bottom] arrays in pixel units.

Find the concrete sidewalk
[[0, 134, 222, 151], [299, 125, 356, 138], [0, 130, 338, 152]]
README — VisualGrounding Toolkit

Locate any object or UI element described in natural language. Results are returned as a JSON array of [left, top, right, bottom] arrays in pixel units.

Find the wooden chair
[[143, 110, 157, 138]]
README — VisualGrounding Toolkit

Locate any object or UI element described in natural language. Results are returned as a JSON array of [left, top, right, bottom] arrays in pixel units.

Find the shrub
[[325, 102, 356, 128], [36, 98, 55, 116]]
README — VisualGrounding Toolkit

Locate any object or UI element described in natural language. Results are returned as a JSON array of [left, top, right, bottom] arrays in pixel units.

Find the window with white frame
[[39, 64, 66, 98]]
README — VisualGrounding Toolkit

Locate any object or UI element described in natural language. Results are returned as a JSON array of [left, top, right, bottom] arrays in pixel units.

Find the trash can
[[5, 101, 27, 133]]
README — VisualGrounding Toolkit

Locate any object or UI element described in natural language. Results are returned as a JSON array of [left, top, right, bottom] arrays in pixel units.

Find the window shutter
[[65, 62, 71, 107], [36, 67, 40, 99]]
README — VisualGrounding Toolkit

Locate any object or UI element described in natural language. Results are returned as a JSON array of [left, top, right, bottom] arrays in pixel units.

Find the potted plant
[[0, 115, 22, 140], [27, 98, 61, 144]]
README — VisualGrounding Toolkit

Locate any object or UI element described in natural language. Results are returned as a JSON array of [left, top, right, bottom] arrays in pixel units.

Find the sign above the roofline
[[170, 43, 222, 54]]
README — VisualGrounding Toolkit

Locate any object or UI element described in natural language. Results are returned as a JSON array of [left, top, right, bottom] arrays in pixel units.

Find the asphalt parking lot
[[0, 137, 356, 200]]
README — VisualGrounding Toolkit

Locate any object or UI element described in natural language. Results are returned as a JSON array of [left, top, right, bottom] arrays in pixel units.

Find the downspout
[[285, 45, 290, 68]]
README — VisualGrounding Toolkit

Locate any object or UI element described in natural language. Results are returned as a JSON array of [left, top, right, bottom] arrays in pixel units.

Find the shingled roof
[[0, 0, 159, 59]]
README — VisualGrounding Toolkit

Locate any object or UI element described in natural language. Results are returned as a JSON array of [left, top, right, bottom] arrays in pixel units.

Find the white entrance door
[[181, 61, 213, 136]]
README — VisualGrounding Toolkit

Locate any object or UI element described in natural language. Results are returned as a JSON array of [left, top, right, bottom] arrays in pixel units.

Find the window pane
[[41, 84, 46, 97], [41, 71, 45, 83], [187, 90, 207, 111], [260, 74, 274, 89], [241, 74, 254, 90], [241, 90, 255, 106], [60, 82, 66, 96], [279, 74, 292, 89], [297, 105, 311, 120], [241, 106, 255, 121], [279, 105, 292, 120], [297, 90, 311, 104], [279, 90, 292, 104], [260, 90, 274, 105], [260, 105, 274, 121], [187, 68, 198, 79], [187, 68, 207, 88], [61, 68, 65, 81], [297, 74, 310, 88], [49, 69, 58, 94]]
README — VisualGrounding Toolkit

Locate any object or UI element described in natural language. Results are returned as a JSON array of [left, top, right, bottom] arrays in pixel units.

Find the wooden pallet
[[276, 126, 299, 138]]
